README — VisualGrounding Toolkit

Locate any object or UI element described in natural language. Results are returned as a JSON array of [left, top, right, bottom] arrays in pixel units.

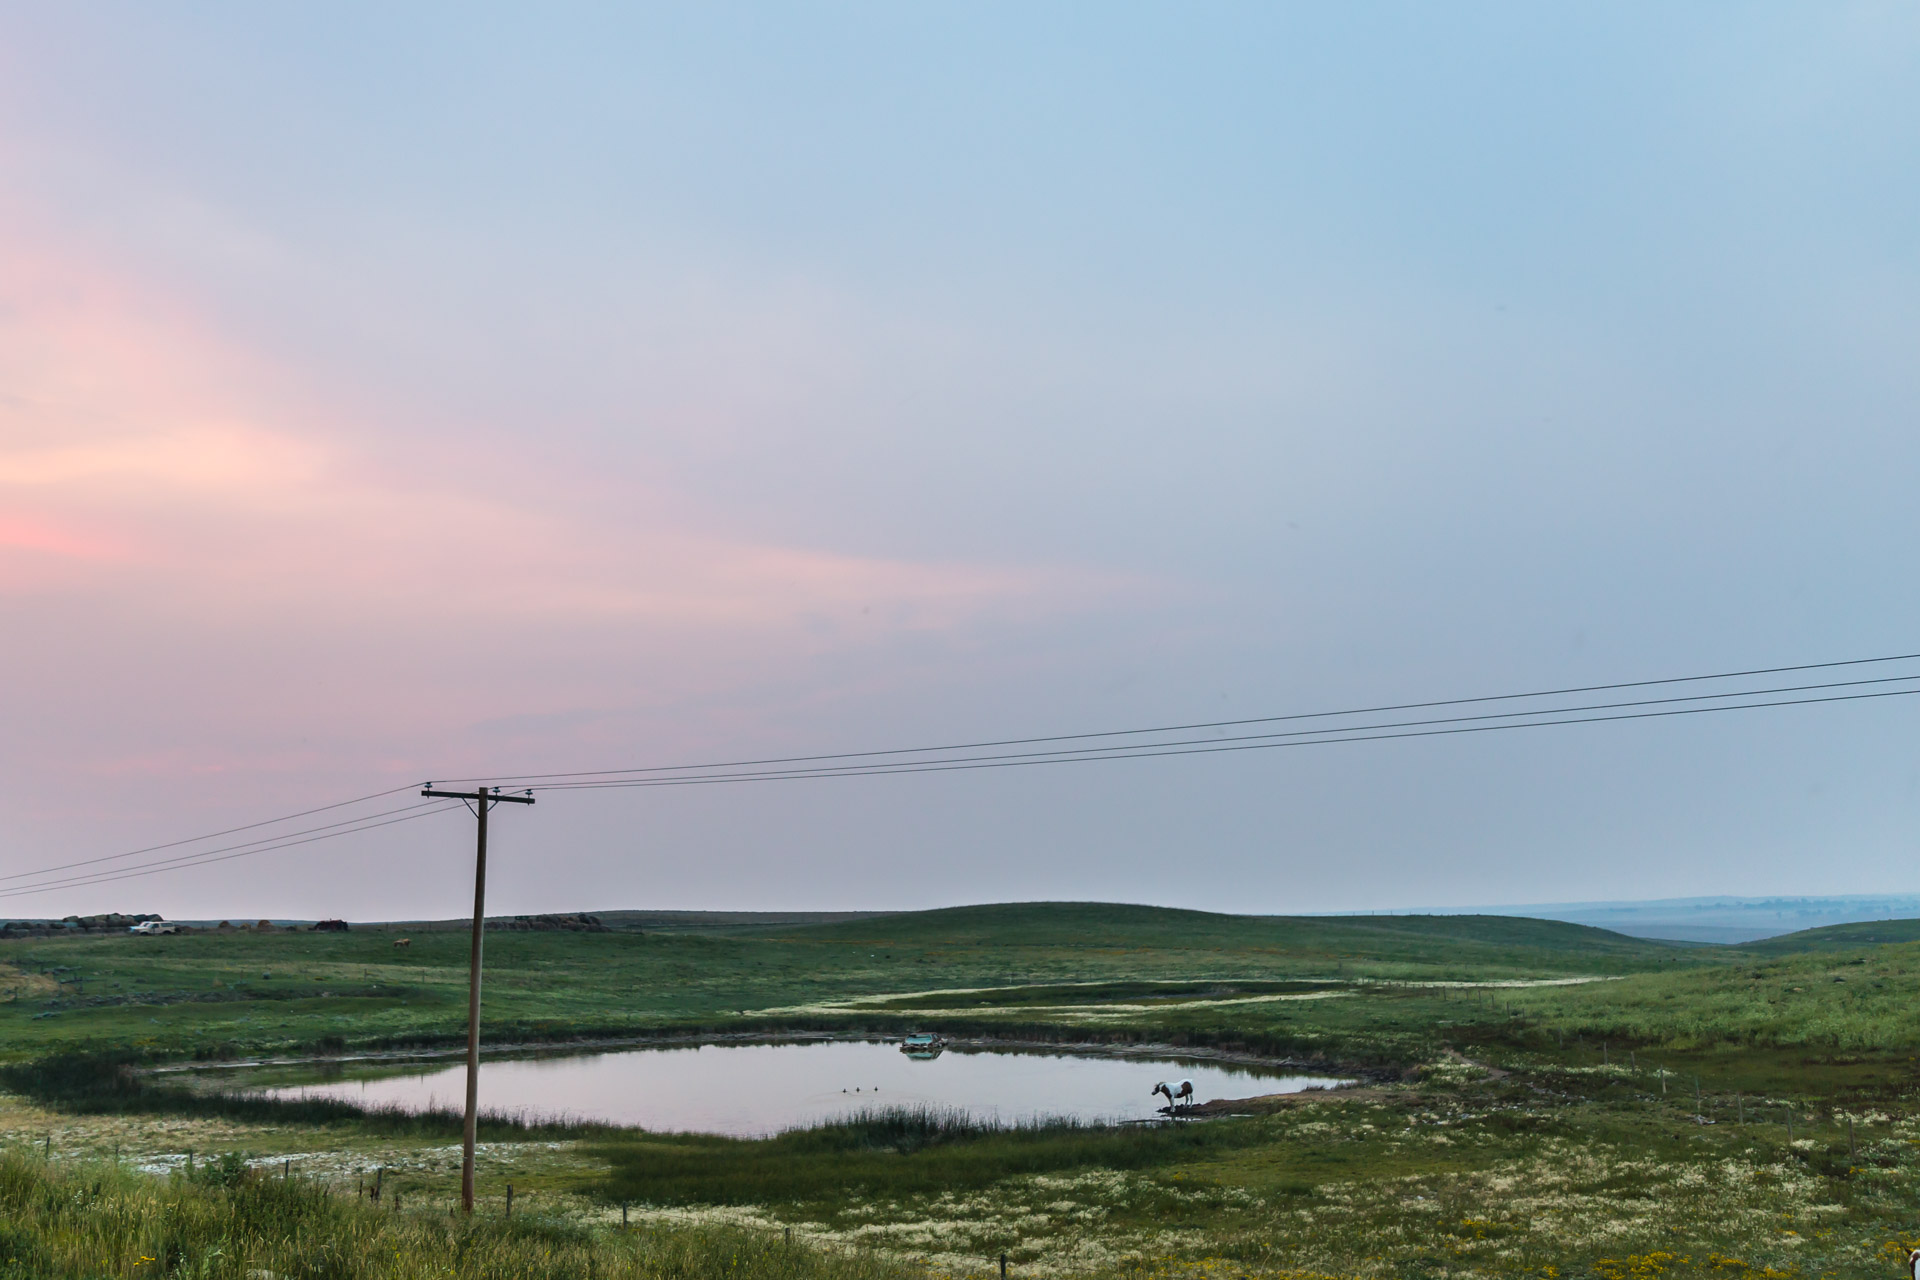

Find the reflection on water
[[248, 1041, 1349, 1137]]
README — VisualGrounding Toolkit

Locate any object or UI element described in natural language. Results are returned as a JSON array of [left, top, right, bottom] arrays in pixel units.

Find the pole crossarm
[[422, 788, 535, 804]]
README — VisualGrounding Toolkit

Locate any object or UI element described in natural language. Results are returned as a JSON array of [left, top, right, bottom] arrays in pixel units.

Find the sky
[[2, 3, 1919, 921]]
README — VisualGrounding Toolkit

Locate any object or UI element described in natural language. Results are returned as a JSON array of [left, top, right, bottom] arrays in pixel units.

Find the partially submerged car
[[900, 1032, 947, 1059]]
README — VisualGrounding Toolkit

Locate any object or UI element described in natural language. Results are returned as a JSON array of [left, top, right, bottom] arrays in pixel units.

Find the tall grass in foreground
[[593, 1105, 1256, 1206], [0, 1149, 913, 1280]]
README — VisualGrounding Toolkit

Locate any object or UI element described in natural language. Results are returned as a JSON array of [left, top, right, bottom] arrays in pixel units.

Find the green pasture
[[0, 903, 1706, 1062], [6, 901, 1920, 1278]]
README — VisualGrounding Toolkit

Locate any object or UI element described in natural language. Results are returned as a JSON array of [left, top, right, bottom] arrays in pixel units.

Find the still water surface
[[253, 1041, 1348, 1136]]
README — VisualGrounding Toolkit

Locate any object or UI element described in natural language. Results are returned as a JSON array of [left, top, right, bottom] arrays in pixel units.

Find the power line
[[0, 798, 449, 888], [534, 671, 1920, 785], [534, 685, 1920, 791], [9, 649, 1919, 901], [0, 802, 460, 899], [0, 802, 464, 901], [0, 803, 462, 901], [1, 783, 424, 885], [448, 650, 1920, 788]]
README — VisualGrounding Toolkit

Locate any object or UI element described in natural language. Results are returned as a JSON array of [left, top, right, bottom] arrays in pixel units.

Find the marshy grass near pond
[[590, 1104, 1261, 1207], [0, 1051, 609, 1142], [2, 1051, 1286, 1221]]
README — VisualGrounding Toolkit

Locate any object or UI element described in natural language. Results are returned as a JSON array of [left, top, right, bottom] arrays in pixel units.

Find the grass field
[[0, 905, 1704, 1062], [0, 1148, 914, 1280], [5, 901, 1920, 1279]]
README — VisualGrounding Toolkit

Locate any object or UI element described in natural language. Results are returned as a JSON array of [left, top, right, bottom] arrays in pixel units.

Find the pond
[[233, 1040, 1350, 1137]]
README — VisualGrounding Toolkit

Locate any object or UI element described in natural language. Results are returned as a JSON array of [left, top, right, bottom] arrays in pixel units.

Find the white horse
[[1152, 1080, 1194, 1112]]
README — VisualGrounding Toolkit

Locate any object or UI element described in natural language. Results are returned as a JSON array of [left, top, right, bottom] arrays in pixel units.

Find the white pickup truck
[[129, 921, 179, 935]]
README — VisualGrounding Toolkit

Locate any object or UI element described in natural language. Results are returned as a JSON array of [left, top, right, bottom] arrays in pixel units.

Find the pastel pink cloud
[[0, 212, 1145, 799]]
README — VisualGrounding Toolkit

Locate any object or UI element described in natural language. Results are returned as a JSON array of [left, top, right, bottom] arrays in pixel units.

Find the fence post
[[1001, 1253, 1008, 1279], [506, 1184, 514, 1218], [1849, 1115, 1856, 1162], [622, 1202, 629, 1229]]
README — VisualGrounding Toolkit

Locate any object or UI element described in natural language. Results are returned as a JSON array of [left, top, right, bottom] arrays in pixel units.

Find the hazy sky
[[3, 4, 1918, 921]]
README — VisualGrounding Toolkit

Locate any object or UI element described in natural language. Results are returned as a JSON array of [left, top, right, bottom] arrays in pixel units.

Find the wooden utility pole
[[421, 784, 535, 1214]]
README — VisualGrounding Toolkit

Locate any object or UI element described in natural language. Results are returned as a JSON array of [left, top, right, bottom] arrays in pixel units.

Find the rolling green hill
[[778, 901, 1693, 972], [1738, 916, 1920, 954]]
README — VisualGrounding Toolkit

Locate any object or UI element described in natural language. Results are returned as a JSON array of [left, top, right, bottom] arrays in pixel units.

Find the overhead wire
[[3, 783, 425, 884], [0, 800, 461, 896], [8, 649, 1920, 901], [0, 802, 466, 901], [447, 650, 1920, 788], [534, 684, 1920, 790], [0, 797, 451, 888]]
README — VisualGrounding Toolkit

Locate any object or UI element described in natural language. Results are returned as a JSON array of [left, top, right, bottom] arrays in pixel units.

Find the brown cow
[[393, 937, 411, 948]]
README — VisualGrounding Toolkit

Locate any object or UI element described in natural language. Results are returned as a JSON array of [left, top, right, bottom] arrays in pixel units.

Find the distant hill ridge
[[1438, 892, 1920, 943], [23, 899, 1919, 960], [1741, 917, 1920, 954], [761, 900, 1694, 973], [782, 900, 1920, 960]]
